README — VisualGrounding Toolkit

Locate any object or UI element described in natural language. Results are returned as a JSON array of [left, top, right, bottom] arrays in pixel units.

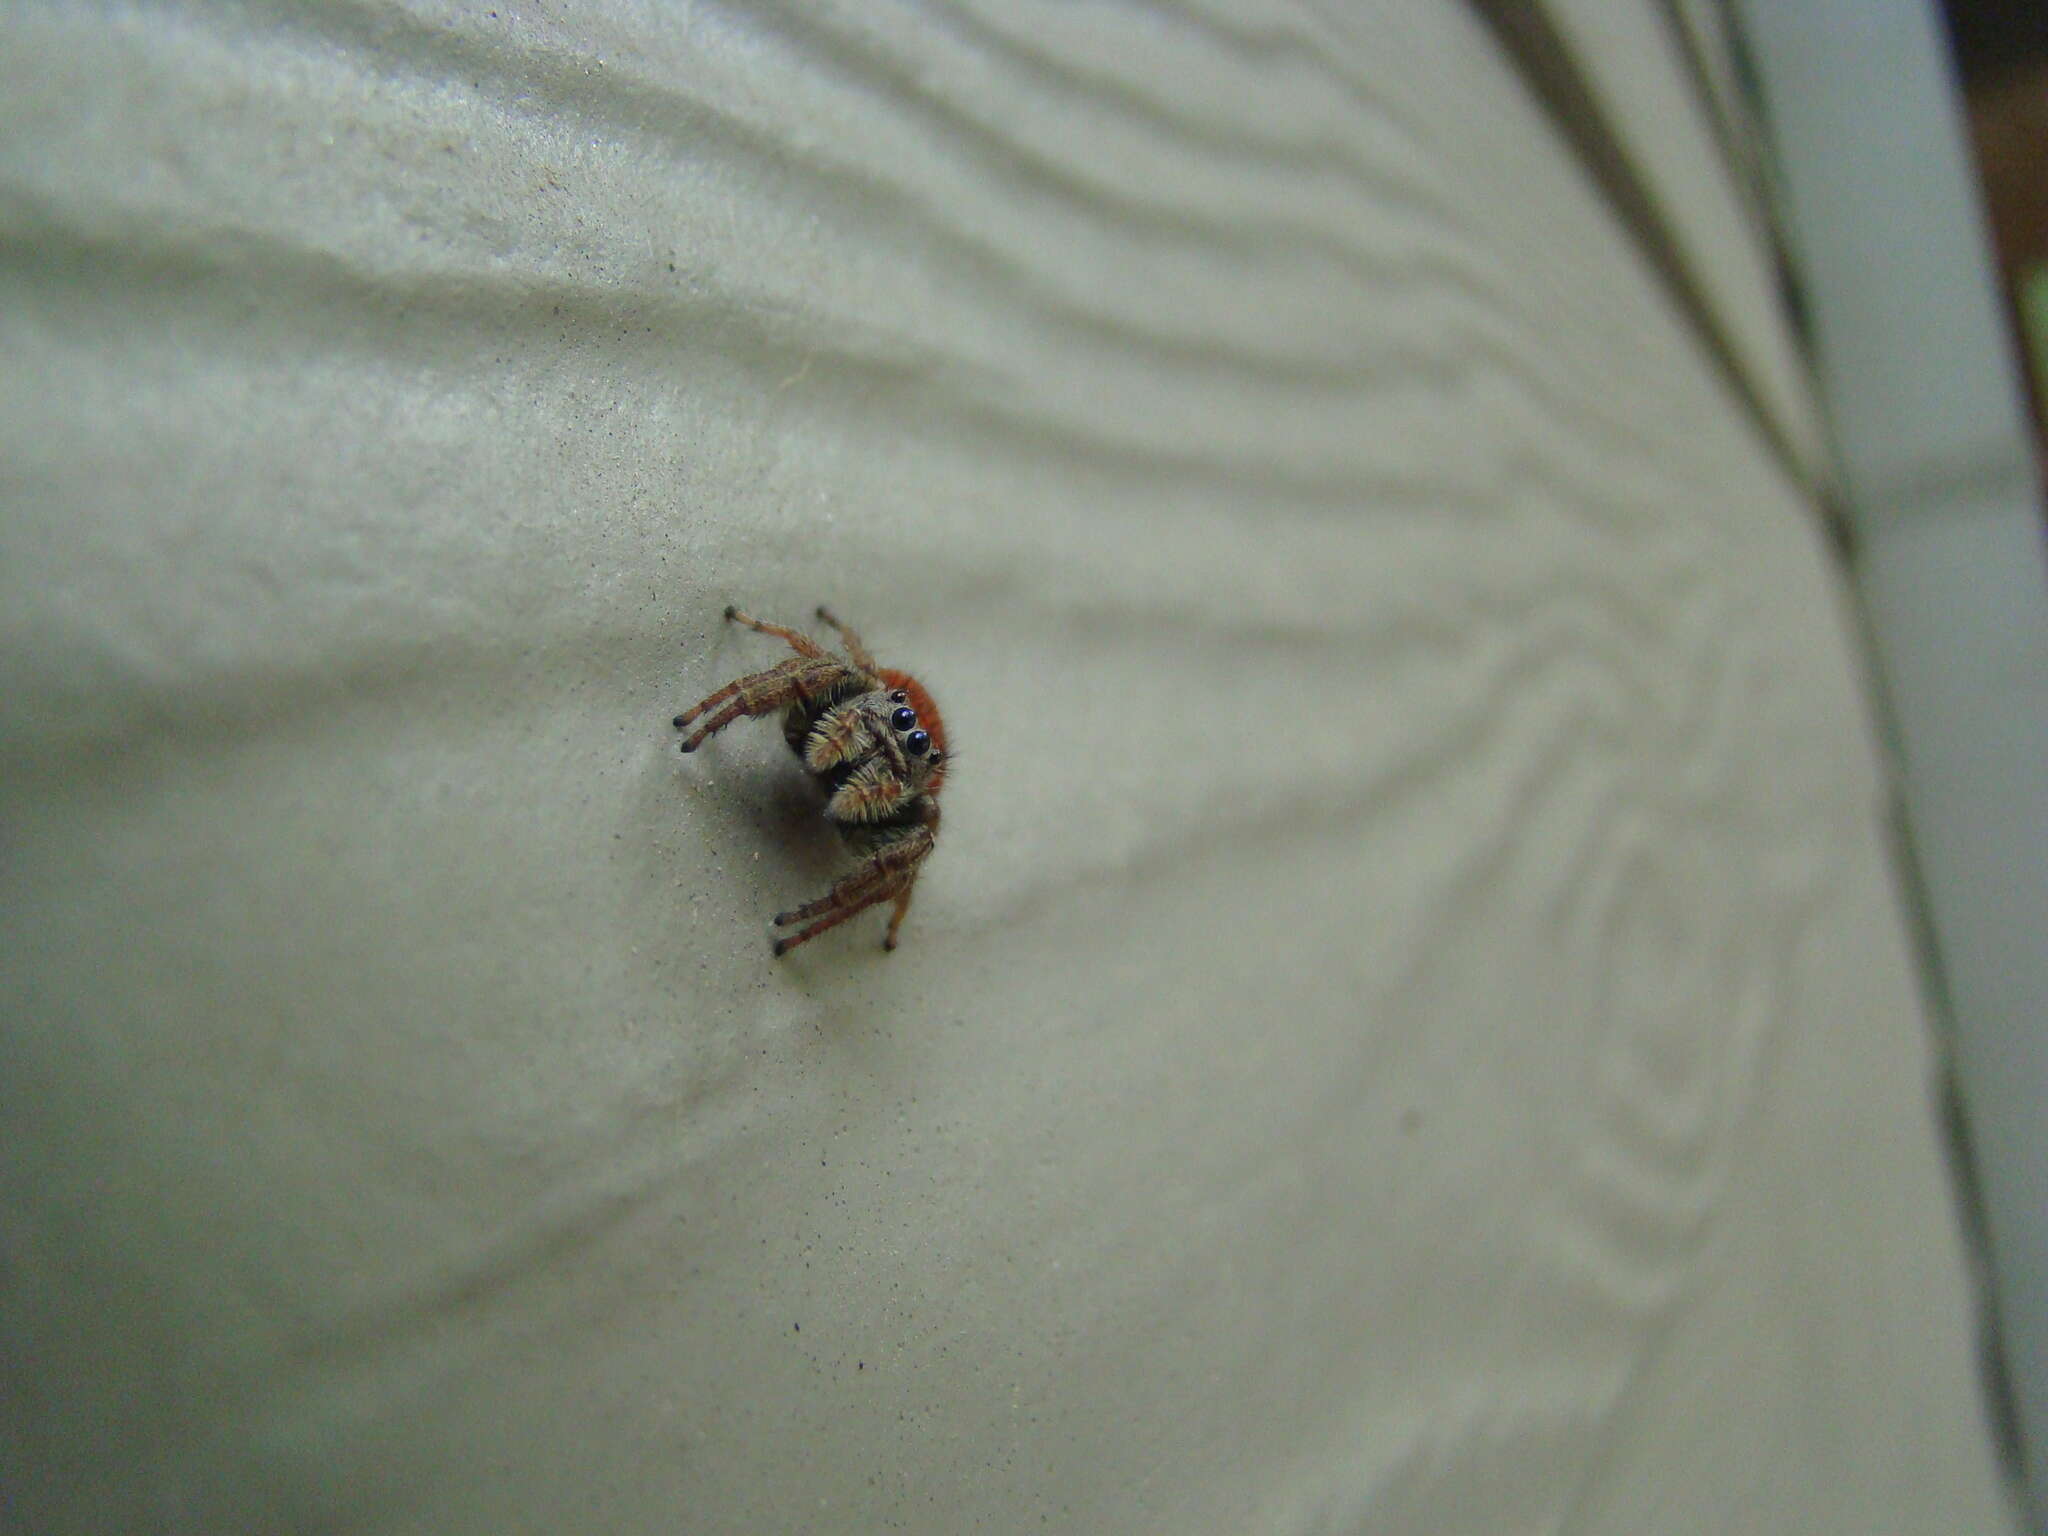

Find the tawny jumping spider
[[673, 606, 947, 955]]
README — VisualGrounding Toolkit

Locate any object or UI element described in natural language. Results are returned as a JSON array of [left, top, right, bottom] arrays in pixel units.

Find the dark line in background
[[1649, 0, 1855, 563], [1665, 2, 2037, 1509], [1460, 0, 1825, 521], [1647, 0, 1780, 265]]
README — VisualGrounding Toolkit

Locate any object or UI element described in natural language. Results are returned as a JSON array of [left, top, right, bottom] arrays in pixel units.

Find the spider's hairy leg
[[771, 853, 899, 927], [674, 655, 805, 734], [813, 606, 880, 672], [671, 671, 755, 731], [769, 881, 903, 956], [876, 812, 937, 950], [724, 606, 828, 659], [770, 823, 934, 954], [674, 657, 867, 752], [883, 885, 917, 950]]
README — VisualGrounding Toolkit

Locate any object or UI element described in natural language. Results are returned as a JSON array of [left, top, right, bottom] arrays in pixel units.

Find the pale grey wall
[[0, 2, 2017, 1531]]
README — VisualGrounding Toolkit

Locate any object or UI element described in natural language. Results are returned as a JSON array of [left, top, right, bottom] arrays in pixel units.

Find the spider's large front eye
[[905, 729, 930, 758], [891, 706, 917, 731]]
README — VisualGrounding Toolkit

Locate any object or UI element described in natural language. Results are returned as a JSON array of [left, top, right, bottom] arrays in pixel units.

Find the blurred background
[[1948, 0, 2048, 485]]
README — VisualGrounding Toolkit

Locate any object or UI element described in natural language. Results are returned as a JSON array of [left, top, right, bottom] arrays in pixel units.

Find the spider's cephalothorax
[[672, 606, 947, 955]]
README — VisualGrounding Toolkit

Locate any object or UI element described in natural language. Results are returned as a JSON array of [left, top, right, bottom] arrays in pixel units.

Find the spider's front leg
[[770, 822, 935, 955], [673, 656, 867, 753]]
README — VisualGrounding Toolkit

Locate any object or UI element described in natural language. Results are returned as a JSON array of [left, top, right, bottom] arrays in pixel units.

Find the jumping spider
[[673, 606, 947, 955]]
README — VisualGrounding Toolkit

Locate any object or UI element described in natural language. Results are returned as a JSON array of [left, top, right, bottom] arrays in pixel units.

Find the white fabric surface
[[0, 2, 2015, 1531]]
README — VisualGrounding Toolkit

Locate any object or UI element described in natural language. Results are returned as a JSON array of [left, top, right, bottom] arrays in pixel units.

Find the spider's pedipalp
[[824, 762, 916, 823], [801, 703, 869, 773]]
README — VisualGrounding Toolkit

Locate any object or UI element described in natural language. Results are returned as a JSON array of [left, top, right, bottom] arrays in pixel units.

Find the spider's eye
[[889, 690, 908, 704], [890, 706, 917, 731], [905, 729, 930, 758]]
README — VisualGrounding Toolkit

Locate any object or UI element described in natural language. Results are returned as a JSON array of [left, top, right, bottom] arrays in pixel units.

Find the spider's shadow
[[669, 735, 844, 896], [751, 760, 845, 884]]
